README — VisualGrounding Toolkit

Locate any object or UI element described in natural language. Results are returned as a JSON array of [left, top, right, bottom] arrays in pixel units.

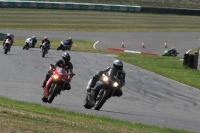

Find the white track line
[[93, 41, 99, 49]]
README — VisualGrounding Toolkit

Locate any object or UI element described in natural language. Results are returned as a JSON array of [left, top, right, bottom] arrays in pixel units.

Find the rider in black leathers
[[67, 37, 73, 50], [86, 60, 126, 101], [40, 36, 51, 50], [3, 33, 13, 51], [169, 47, 178, 55], [31, 36, 37, 48], [42, 52, 74, 90]]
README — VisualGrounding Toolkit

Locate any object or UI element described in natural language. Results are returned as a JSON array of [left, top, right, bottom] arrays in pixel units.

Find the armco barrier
[[0, 1, 142, 13], [0, 1, 200, 15], [141, 6, 200, 15]]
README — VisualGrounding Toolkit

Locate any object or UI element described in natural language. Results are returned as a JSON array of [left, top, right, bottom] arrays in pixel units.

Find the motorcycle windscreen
[[62, 40, 69, 46], [56, 67, 68, 75], [5, 39, 11, 44], [107, 68, 120, 81], [42, 41, 48, 47], [26, 38, 32, 43]]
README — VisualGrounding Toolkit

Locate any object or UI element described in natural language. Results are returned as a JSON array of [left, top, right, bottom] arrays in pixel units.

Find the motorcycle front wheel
[[94, 90, 109, 110], [48, 83, 59, 103], [4, 46, 8, 54], [42, 48, 46, 57]]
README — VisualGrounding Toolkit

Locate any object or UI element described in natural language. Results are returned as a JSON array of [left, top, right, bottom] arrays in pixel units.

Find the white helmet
[[7, 33, 11, 37]]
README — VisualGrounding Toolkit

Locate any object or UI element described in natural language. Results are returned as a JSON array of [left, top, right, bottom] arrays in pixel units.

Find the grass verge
[[0, 96, 194, 133], [1, 8, 200, 31]]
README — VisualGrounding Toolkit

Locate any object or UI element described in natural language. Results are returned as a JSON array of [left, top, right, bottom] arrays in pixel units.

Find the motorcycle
[[84, 68, 120, 110], [57, 40, 71, 51], [23, 38, 35, 50], [42, 64, 75, 103], [162, 49, 179, 56], [3, 39, 12, 54], [40, 42, 49, 58]]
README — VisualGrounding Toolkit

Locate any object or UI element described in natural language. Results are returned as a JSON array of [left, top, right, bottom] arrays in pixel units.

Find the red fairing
[[44, 67, 69, 98]]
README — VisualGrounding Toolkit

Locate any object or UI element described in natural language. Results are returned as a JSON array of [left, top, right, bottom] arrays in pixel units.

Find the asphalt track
[[1, 30, 200, 132]]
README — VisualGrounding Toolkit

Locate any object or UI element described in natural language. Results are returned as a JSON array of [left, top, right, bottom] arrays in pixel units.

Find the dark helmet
[[62, 52, 71, 62], [113, 60, 123, 70]]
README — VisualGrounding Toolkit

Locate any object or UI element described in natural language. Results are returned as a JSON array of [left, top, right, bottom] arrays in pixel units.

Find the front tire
[[48, 84, 58, 103], [23, 44, 26, 50], [42, 48, 46, 58], [4, 46, 8, 54], [94, 90, 109, 110]]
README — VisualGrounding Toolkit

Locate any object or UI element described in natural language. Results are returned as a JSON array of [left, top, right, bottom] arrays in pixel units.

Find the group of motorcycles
[[2, 37, 179, 111], [3, 39, 12, 54], [42, 63, 119, 111], [3, 37, 72, 57], [22, 38, 72, 57]]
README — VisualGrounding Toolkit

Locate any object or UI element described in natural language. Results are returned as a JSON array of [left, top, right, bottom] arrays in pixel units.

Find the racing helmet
[[68, 37, 72, 41], [32, 36, 36, 39], [44, 36, 48, 40], [7, 33, 11, 37], [113, 60, 123, 70], [62, 52, 71, 62]]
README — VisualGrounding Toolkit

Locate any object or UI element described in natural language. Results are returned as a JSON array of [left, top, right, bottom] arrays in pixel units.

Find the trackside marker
[[93, 41, 99, 49]]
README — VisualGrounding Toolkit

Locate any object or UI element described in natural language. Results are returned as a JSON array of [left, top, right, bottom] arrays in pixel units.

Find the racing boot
[[42, 79, 47, 89], [86, 78, 95, 92]]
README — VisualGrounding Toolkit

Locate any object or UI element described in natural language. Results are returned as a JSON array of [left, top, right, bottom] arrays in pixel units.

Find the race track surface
[[1, 30, 200, 57], [0, 30, 200, 132]]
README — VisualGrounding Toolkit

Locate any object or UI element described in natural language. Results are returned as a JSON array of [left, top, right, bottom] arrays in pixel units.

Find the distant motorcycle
[[42, 64, 75, 103], [57, 40, 71, 51], [3, 39, 12, 54], [162, 49, 179, 56], [84, 68, 120, 110], [23, 38, 34, 50], [41, 42, 49, 58]]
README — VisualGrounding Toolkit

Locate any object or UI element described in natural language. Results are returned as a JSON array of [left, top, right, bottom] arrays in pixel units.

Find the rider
[[86, 59, 126, 101], [31, 36, 37, 48], [40, 36, 51, 50], [169, 47, 178, 55], [67, 37, 73, 50], [3, 33, 13, 51], [41, 52, 74, 90]]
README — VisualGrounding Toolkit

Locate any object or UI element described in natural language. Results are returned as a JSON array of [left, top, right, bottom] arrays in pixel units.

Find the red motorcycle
[[42, 64, 75, 103]]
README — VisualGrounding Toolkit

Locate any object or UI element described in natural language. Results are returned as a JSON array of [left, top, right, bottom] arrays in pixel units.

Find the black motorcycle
[[4, 39, 12, 54], [162, 49, 179, 56], [41, 42, 49, 57], [57, 40, 71, 51], [84, 69, 120, 110]]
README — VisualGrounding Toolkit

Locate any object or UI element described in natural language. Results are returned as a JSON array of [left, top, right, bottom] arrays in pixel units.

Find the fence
[[0, 1, 141, 12]]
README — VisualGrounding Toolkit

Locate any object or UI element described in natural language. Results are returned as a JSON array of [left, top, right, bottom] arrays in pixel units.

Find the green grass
[[1, 8, 200, 31], [0, 96, 194, 133], [24, 0, 200, 9], [117, 53, 200, 89]]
